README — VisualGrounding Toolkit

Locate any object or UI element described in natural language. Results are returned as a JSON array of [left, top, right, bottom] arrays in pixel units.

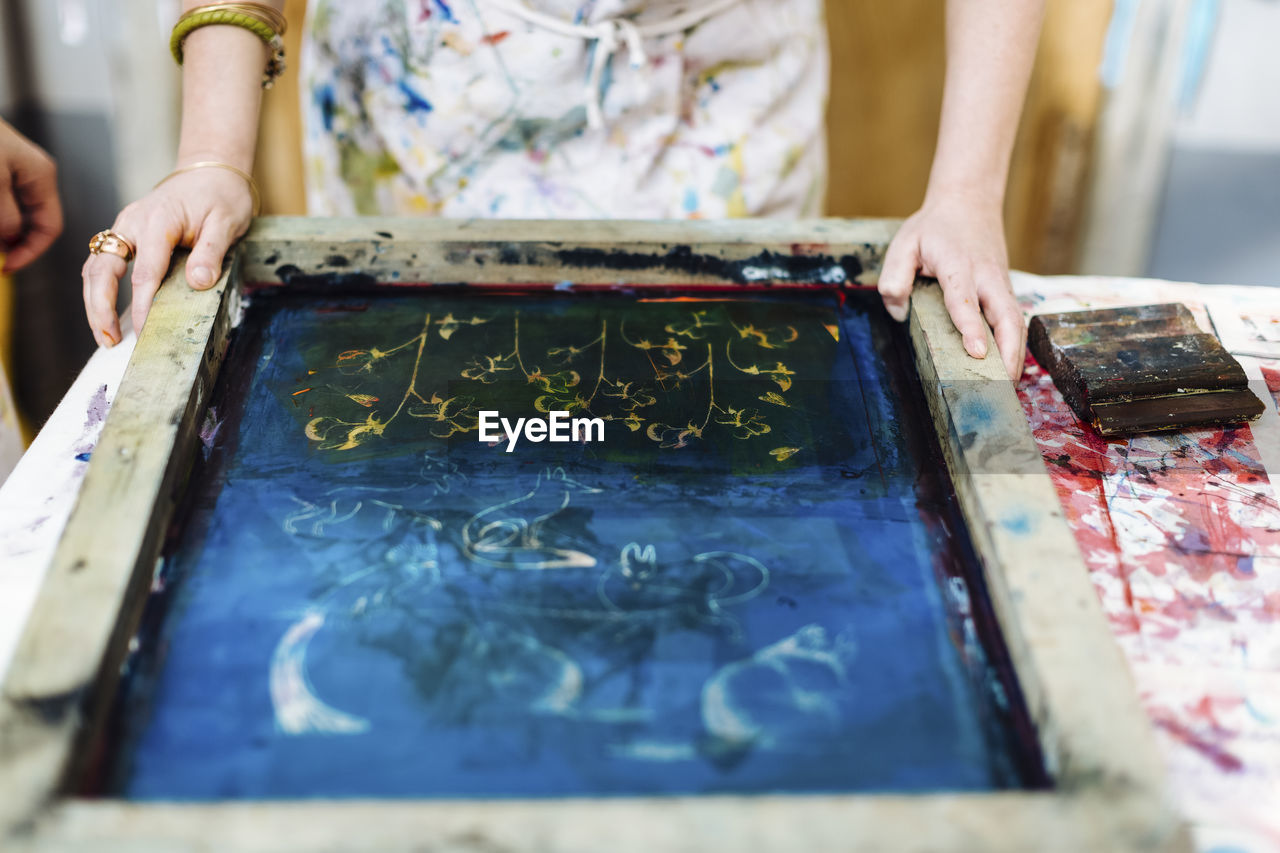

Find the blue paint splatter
[[432, 0, 456, 23], [710, 166, 739, 200], [75, 451, 92, 462], [954, 393, 996, 434], [583, 42, 615, 98], [554, 280, 574, 292], [682, 188, 699, 214], [1224, 446, 1261, 469], [315, 83, 336, 132], [999, 513, 1033, 536], [398, 79, 434, 114]]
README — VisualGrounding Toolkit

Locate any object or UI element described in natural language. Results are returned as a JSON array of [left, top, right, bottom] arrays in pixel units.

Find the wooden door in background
[[824, 0, 1113, 274], [255, 0, 309, 215]]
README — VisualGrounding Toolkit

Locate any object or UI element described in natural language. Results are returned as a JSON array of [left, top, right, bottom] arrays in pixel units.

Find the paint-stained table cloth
[[1, 272, 1277, 852], [1013, 277, 1280, 853]]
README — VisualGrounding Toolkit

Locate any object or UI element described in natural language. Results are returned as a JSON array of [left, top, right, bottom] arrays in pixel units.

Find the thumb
[[185, 215, 237, 290], [878, 231, 919, 323]]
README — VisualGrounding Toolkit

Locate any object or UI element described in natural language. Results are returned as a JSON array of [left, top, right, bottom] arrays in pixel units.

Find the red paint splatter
[[1263, 364, 1280, 413], [482, 30, 510, 45], [1152, 714, 1245, 773], [1016, 352, 1280, 638]]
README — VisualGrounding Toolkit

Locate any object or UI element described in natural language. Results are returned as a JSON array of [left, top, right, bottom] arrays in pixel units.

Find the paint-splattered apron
[[300, 0, 829, 219]]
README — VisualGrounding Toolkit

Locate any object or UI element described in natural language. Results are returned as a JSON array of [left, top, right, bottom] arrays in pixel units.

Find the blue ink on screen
[[96, 291, 1041, 798]]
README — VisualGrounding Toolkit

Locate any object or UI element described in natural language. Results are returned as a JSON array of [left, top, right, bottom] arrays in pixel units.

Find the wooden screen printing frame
[[0, 218, 1189, 852]]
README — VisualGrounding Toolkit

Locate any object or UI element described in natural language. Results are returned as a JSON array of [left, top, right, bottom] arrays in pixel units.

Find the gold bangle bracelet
[[176, 2, 286, 41], [171, 3, 287, 88], [156, 161, 262, 217]]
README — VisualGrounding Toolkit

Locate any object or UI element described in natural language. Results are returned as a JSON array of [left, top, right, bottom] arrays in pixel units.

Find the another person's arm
[[0, 118, 62, 272], [878, 0, 1046, 379], [81, 1, 279, 348]]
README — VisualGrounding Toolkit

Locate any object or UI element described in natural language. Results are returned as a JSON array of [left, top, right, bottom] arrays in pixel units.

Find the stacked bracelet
[[170, 3, 287, 89]]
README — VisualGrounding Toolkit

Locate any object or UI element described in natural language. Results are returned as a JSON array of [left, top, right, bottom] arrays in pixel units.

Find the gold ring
[[88, 230, 136, 262]]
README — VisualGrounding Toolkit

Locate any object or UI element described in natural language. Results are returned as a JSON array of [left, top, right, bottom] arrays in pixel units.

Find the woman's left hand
[[878, 190, 1026, 381]]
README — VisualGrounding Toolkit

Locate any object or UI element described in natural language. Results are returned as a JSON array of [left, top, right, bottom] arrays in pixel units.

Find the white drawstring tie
[[484, 0, 742, 130], [585, 18, 647, 129]]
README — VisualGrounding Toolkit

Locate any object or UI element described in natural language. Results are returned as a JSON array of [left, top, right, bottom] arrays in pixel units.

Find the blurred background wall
[[1144, 0, 1280, 286], [0, 0, 1276, 440]]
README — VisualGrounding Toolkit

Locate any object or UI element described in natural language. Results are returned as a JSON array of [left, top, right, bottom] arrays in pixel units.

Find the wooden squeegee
[[1027, 303, 1265, 436]]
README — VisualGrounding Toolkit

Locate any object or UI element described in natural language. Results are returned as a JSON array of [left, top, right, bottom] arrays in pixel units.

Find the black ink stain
[[550, 245, 864, 285], [274, 264, 378, 290], [14, 686, 86, 725]]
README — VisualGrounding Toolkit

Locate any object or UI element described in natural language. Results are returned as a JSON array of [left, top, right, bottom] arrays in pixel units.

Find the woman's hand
[[876, 0, 1044, 381], [81, 166, 252, 348], [878, 190, 1026, 380], [0, 120, 63, 273]]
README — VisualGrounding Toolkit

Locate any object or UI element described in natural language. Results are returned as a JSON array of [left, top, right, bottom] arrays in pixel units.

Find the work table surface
[[2, 272, 1277, 853]]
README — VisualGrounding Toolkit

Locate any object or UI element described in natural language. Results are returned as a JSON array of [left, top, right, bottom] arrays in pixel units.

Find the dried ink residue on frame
[[98, 290, 1037, 798]]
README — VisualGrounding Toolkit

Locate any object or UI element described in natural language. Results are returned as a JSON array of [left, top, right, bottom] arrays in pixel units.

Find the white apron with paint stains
[[300, 0, 828, 219]]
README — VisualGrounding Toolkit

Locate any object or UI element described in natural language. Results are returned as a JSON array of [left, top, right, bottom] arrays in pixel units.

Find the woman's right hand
[[81, 164, 254, 348]]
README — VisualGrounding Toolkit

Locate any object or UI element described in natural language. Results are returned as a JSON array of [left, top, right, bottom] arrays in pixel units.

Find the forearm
[[877, 0, 1044, 377], [927, 0, 1046, 207], [174, 1, 285, 171]]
